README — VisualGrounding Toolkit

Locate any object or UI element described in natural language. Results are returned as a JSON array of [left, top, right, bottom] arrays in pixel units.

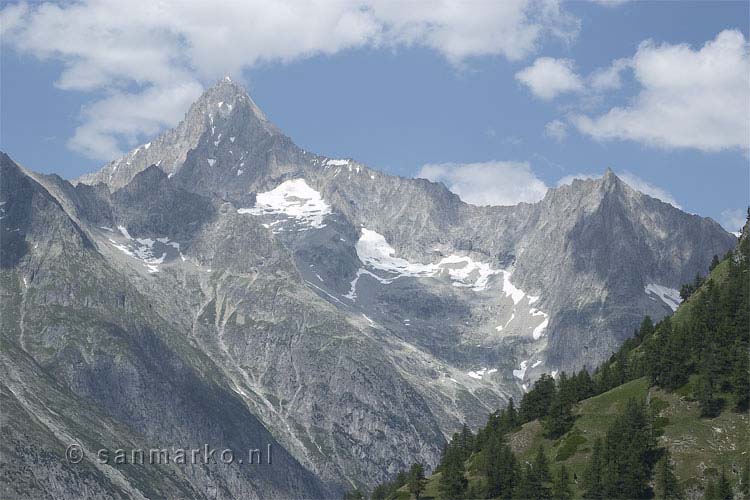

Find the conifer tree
[[697, 375, 723, 418], [513, 462, 537, 500], [731, 349, 750, 412], [532, 446, 552, 498], [483, 433, 517, 500], [583, 437, 604, 499], [552, 465, 573, 500], [408, 463, 425, 499], [505, 398, 518, 429], [655, 450, 682, 499], [543, 390, 575, 439], [459, 423, 473, 460], [638, 316, 655, 341], [575, 369, 595, 401], [438, 445, 467, 500]]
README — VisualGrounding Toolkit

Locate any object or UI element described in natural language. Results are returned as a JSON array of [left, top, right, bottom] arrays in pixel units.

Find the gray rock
[[3, 78, 736, 495]]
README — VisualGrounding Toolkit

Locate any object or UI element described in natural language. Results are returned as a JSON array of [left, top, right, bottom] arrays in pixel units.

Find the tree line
[[359, 215, 749, 500]]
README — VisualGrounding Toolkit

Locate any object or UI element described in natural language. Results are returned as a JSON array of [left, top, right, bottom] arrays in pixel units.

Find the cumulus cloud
[[720, 208, 747, 234], [589, 58, 630, 90], [417, 161, 548, 206], [69, 82, 204, 160], [556, 171, 681, 208], [572, 30, 750, 153], [418, 162, 683, 209], [0, 0, 579, 161], [515, 57, 583, 100]]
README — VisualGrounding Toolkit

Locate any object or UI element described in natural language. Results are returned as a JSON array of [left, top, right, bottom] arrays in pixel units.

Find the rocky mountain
[[1, 78, 736, 495]]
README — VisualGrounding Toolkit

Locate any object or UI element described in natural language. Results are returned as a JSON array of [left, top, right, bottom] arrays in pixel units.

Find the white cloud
[[419, 163, 683, 209], [545, 119, 568, 142], [515, 57, 583, 100], [1, 0, 579, 161], [556, 171, 681, 208], [589, 58, 630, 90], [588, 0, 631, 6], [618, 172, 681, 208], [370, 0, 579, 64], [572, 30, 750, 153], [720, 208, 747, 233], [69, 82, 204, 160], [417, 161, 548, 206]]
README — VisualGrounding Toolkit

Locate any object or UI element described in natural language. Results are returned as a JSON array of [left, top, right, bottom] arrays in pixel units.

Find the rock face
[[0, 154, 334, 499], [2, 78, 736, 495]]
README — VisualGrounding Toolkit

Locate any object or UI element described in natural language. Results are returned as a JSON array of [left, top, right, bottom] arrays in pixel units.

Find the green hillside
[[364, 217, 749, 500]]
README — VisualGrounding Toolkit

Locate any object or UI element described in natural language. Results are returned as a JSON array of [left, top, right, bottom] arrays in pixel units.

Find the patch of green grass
[[555, 429, 586, 462]]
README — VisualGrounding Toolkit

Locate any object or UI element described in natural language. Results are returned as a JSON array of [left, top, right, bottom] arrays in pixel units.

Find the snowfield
[[239, 178, 331, 230]]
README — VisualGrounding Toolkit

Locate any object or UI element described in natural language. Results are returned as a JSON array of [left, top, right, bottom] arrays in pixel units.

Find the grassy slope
[[396, 237, 748, 499], [412, 378, 747, 498]]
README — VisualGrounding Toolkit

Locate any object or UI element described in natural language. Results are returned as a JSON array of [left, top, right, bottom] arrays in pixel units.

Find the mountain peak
[[75, 78, 280, 190], [602, 167, 617, 182], [600, 167, 623, 192], [197, 77, 269, 123]]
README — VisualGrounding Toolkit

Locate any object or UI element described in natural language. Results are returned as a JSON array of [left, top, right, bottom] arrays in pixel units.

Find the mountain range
[[0, 77, 736, 497]]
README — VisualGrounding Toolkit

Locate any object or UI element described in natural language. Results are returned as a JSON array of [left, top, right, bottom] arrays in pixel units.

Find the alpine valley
[[0, 78, 737, 498]]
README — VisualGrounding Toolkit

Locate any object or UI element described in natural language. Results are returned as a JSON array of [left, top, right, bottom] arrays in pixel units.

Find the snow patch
[[238, 178, 331, 231], [532, 316, 549, 340], [107, 230, 182, 273], [118, 225, 132, 240], [325, 159, 349, 167], [467, 367, 498, 380], [513, 360, 529, 380], [645, 283, 681, 311]]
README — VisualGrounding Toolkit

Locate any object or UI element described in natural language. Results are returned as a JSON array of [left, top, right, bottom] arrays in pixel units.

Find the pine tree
[[438, 445, 467, 500], [552, 465, 573, 500], [575, 369, 595, 401], [638, 316, 655, 341], [505, 398, 518, 430], [408, 463, 425, 499], [654, 450, 682, 499], [483, 433, 517, 500], [731, 348, 750, 412], [697, 375, 723, 418], [607, 398, 657, 499], [513, 462, 537, 500], [532, 446, 552, 498], [583, 437, 604, 499], [459, 423, 473, 460], [519, 374, 556, 422], [543, 391, 574, 439]]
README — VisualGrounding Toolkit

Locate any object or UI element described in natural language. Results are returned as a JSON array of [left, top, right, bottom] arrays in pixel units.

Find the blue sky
[[1, 0, 748, 231]]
